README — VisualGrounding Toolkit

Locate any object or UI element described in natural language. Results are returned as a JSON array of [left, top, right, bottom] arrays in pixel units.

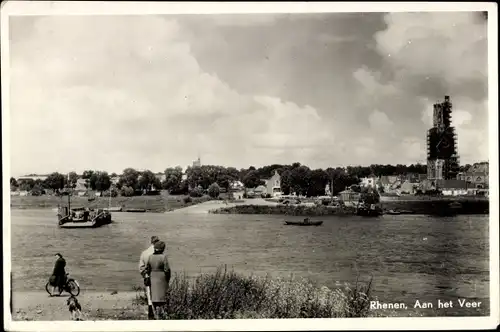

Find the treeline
[[11, 162, 475, 198]]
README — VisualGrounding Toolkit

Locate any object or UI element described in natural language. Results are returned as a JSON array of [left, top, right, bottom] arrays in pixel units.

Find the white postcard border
[[2, 1, 498, 331]]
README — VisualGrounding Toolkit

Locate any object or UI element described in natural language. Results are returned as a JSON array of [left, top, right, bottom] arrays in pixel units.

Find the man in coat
[[139, 235, 160, 319], [139, 236, 160, 278]]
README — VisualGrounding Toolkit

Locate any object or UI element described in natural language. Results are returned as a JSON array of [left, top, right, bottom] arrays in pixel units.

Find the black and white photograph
[[2, 1, 498, 331]]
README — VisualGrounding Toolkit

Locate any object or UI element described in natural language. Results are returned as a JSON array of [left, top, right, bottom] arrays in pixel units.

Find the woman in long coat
[[145, 241, 171, 318]]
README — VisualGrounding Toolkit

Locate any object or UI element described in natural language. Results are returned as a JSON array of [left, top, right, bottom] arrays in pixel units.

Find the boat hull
[[58, 210, 112, 229], [285, 221, 323, 226]]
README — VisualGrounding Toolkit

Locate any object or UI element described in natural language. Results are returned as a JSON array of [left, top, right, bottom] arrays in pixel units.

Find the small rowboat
[[125, 208, 146, 213], [285, 218, 323, 226], [385, 209, 401, 215]]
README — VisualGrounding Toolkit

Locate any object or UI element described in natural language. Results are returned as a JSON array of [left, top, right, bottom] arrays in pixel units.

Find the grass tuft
[[133, 266, 373, 319]]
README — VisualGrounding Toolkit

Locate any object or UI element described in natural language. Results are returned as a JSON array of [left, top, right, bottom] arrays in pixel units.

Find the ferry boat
[[57, 181, 113, 228], [57, 205, 112, 228]]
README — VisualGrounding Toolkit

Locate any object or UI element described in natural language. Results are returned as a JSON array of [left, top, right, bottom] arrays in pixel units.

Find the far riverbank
[[9, 193, 214, 213], [211, 197, 489, 216]]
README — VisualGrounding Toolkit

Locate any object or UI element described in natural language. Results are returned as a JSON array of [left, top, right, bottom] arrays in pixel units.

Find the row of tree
[[10, 162, 476, 198], [10, 171, 116, 194], [164, 163, 364, 197]]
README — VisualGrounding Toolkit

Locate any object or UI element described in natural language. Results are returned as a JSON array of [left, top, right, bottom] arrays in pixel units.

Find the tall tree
[[82, 170, 94, 180], [10, 177, 18, 190], [289, 165, 311, 196], [138, 170, 162, 191], [118, 168, 140, 190], [242, 170, 264, 189], [44, 172, 66, 190], [280, 169, 292, 195], [90, 171, 111, 192], [19, 179, 35, 191], [163, 167, 183, 192], [307, 169, 329, 197], [67, 172, 79, 189]]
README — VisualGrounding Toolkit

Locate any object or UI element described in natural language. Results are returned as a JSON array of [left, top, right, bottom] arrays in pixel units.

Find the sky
[[8, 11, 489, 176]]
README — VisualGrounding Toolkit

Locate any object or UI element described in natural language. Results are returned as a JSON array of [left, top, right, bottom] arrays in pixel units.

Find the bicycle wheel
[[67, 280, 80, 296], [45, 282, 63, 296]]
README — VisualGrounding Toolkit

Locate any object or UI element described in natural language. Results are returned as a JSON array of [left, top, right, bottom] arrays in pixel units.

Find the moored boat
[[105, 206, 123, 212], [385, 209, 401, 215]]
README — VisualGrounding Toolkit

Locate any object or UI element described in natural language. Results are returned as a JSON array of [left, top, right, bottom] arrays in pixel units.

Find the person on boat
[[50, 253, 66, 296], [145, 240, 171, 319]]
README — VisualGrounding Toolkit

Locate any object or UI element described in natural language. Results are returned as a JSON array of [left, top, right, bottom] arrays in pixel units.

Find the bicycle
[[45, 273, 80, 296]]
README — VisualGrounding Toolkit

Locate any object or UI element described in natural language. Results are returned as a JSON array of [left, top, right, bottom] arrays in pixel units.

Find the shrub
[[133, 266, 373, 319], [31, 184, 44, 196], [183, 196, 192, 204], [121, 186, 135, 197], [210, 204, 356, 216], [208, 183, 221, 198], [102, 188, 119, 198], [189, 187, 204, 198]]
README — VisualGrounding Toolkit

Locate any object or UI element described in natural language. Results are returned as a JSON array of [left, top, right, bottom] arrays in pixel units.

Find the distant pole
[[330, 177, 334, 201]]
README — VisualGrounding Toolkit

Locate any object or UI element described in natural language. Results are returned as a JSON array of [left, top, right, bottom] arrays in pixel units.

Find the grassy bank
[[210, 204, 356, 216], [133, 266, 373, 319], [9, 192, 213, 213]]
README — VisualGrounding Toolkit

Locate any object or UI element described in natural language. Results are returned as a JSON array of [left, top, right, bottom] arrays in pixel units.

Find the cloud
[[375, 12, 487, 92], [8, 13, 489, 176], [9, 15, 334, 175], [207, 14, 281, 26], [352, 12, 489, 164], [368, 109, 394, 130]]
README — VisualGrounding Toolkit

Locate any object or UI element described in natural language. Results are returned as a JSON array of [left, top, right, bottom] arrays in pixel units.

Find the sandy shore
[[166, 198, 278, 214], [11, 291, 144, 321]]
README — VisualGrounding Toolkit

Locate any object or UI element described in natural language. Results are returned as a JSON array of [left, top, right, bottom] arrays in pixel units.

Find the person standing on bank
[[139, 236, 160, 278], [145, 240, 171, 319], [139, 235, 160, 319]]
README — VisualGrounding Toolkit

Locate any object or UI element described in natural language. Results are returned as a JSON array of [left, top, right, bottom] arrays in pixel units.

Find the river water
[[9, 209, 489, 316]]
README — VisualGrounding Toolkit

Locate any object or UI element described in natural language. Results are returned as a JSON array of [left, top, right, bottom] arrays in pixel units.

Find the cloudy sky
[[8, 11, 489, 176]]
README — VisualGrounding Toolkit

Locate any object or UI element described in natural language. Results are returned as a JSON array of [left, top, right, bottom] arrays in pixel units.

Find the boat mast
[[67, 173, 71, 212]]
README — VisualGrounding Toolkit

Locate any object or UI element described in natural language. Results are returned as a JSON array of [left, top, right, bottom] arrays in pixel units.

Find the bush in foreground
[[134, 266, 373, 319]]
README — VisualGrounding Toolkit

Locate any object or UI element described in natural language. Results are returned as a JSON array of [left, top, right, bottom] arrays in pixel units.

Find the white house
[[360, 174, 378, 188], [74, 178, 87, 191], [438, 180, 468, 196], [263, 170, 282, 197]]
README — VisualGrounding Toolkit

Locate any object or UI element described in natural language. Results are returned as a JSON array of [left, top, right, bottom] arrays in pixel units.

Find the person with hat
[[139, 236, 160, 319], [145, 240, 171, 319], [139, 236, 160, 278]]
